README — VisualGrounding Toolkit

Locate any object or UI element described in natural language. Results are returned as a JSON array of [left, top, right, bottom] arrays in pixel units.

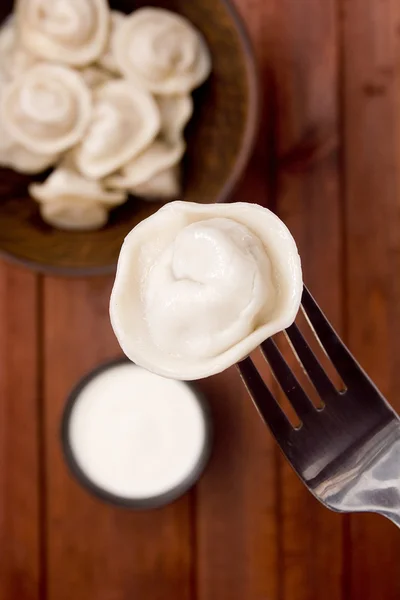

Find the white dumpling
[[105, 139, 185, 190], [1, 63, 92, 154], [131, 166, 181, 200], [0, 73, 57, 173], [0, 16, 36, 82], [17, 0, 110, 67], [74, 79, 160, 179], [30, 161, 127, 231], [29, 160, 127, 207], [0, 17, 15, 81], [110, 202, 303, 380], [98, 10, 124, 74], [39, 201, 109, 231], [0, 125, 56, 173], [156, 94, 193, 141], [114, 8, 211, 94], [105, 94, 190, 190]]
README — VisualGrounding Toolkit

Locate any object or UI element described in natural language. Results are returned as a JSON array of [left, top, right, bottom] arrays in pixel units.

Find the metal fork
[[238, 286, 400, 527]]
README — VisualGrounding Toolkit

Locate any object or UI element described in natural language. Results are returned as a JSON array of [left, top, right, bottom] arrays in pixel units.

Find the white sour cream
[[65, 361, 208, 502]]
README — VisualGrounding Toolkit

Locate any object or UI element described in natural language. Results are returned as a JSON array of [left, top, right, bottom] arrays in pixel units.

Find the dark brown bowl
[[0, 0, 259, 276]]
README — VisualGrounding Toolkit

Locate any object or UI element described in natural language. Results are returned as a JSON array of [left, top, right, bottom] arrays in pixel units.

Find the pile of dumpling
[[0, 0, 211, 231]]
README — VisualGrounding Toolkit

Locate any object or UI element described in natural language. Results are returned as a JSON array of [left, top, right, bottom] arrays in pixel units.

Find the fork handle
[[319, 421, 400, 527]]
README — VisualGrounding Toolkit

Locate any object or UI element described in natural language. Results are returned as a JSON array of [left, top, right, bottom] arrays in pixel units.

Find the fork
[[238, 286, 400, 527]]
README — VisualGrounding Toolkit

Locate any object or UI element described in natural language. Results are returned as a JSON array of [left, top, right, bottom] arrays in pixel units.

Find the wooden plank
[[0, 263, 40, 600], [196, 1, 280, 599], [342, 0, 400, 597], [43, 277, 193, 600], [198, 0, 344, 596], [269, 0, 344, 598], [196, 367, 279, 600]]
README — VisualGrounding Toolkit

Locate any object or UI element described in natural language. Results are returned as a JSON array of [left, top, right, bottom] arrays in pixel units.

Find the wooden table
[[2, 0, 400, 598]]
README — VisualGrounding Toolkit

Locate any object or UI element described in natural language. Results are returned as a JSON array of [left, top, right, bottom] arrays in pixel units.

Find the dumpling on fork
[[110, 201, 303, 381]]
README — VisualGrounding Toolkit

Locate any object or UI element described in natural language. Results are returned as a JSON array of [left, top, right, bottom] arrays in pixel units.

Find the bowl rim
[[60, 356, 213, 510], [0, 0, 260, 278]]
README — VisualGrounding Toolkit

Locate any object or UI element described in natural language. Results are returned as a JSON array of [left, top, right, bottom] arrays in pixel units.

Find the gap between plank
[[36, 274, 48, 600]]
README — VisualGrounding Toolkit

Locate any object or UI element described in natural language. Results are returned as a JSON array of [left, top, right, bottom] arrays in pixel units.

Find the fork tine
[[260, 338, 316, 422], [302, 286, 359, 384], [285, 323, 338, 402], [237, 357, 292, 439]]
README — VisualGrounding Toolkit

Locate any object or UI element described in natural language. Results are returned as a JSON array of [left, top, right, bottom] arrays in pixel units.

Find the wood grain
[[194, 2, 281, 598], [0, 263, 40, 600], [3, 0, 400, 598], [267, 0, 344, 598], [42, 276, 193, 600], [342, 0, 400, 597], [196, 368, 279, 600]]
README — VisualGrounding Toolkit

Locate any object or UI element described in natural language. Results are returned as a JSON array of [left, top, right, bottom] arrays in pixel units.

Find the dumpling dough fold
[[74, 79, 160, 179], [110, 202, 303, 380], [17, 0, 109, 67], [114, 8, 211, 94], [131, 166, 181, 200], [1, 63, 92, 154], [156, 94, 193, 141], [0, 16, 37, 82], [0, 124, 57, 173], [39, 200, 109, 231], [30, 160, 127, 230], [105, 94, 191, 191], [105, 139, 185, 190], [29, 160, 127, 207], [98, 10, 124, 74]]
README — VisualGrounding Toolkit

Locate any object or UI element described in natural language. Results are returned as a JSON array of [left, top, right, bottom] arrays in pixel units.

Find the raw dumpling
[[105, 94, 191, 190], [0, 63, 57, 173], [30, 160, 127, 231], [114, 8, 211, 94], [110, 202, 303, 380], [105, 139, 185, 190], [17, 0, 110, 67], [39, 200, 108, 231], [74, 79, 160, 179], [0, 18, 15, 81], [1, 63, 92, 154], [131, 166, 181, 200], [29, 160, 127, 207], [0, 16, 36, 82], [0, 124, 56, 173], [156, 94, 193, 141], [98, 10, 124, 74]]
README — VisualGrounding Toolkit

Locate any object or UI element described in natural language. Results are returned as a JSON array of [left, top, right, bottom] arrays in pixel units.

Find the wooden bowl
[[0, 0, 259, 276]]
